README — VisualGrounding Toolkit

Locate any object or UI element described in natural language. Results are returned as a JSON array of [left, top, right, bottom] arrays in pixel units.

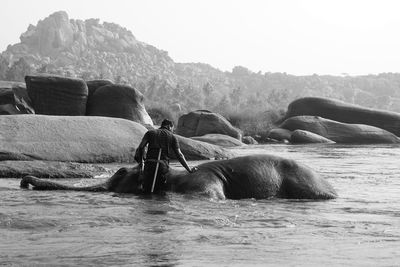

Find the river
[[0, 144, 399, 266]]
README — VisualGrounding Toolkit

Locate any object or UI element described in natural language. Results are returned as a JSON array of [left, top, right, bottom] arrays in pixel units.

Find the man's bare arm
[[134, 133, 149, 163], [175, 148, 197, 173]]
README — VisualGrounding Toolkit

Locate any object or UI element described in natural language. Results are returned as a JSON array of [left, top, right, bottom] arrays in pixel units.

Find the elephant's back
[[201, 155, 284, 199]]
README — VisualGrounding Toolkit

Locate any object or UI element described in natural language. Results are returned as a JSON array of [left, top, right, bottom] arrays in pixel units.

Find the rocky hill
[[1, 11, 400, 115], [2, 11, 176, 84]]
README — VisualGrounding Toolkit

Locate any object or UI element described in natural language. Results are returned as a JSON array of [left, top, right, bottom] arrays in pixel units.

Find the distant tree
[[213, 95, 230, 114], [202, 82, 216, 108], [229, 86, 243, 108], [6, 58, 32, 82], [36, 63, 48, 74], [0, 56, 9, 80]]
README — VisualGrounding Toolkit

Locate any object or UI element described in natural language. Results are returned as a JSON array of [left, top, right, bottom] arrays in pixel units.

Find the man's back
[[145, 128, 179, 161]]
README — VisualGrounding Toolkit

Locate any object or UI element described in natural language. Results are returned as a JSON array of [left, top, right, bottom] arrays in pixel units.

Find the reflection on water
[[1, 144, 400, 266]]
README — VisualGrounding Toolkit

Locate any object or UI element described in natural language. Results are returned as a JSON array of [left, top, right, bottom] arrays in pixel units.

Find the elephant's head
[[106, 165, 143, 193]]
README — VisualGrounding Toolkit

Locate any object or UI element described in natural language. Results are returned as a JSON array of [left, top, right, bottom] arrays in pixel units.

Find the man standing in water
[[135, 119, 197, 193]]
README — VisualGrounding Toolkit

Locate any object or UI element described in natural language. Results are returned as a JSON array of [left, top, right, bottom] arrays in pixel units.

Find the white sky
[[1, 0, 400, 75]]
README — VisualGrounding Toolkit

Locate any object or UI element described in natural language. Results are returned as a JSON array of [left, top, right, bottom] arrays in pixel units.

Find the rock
[[86, 79, 113, 98], [280, 116, 400, 144], [0, 160, 110, 178], [3, 11, 178, 87], [177, 110, 242, 140], [0, 81, 34, 114], [267, 128, 292, 142], [242, 136, 258, 145], [25, 75, 88, 116], [86, 84, 153, 125], [290, 129, 335, 144], [285, 97, 400, 137], [19, 11, 74, 56], [0, 114, 233, 163], [176, 135, 237, 160], [191, 134, 246, 147], [0, 115, 147, 163]]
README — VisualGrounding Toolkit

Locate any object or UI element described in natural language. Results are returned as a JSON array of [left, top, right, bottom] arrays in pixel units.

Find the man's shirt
[[144, 128, 180, 161]]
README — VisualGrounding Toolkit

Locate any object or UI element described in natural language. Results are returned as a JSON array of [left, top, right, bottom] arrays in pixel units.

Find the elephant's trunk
[[20, 176, 108, 192]]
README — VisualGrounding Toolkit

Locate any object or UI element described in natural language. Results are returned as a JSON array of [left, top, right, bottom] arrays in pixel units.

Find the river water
[[0, 144, 399, 266]]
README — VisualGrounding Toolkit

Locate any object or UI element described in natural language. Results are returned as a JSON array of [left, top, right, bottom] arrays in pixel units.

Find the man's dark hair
[[161, 119, 174, 128]]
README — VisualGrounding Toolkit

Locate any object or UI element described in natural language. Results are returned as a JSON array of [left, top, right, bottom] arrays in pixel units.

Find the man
[[134, 119, 197, 193]]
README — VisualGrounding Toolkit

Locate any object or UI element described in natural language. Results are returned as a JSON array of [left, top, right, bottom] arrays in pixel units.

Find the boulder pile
[[268, 97, 400, 144]]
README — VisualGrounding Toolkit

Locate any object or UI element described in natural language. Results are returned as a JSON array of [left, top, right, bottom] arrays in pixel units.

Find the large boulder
[[86, 84, 153, 125], [242, 136, 258, 145], [25, 75, 88, 116], [0, 115, 234, 163], [285, 97, 400, 137], [280, 116, 400, 144], [0, 115, 147, 163], [191, 134, 245, 147], [290, 129, 335, 144], [85, 79, 113, 98], [0, 160, 111, 178], [175, 135, 236, 160], [267, 128, 292, 142], [177, 110, 242, 140], [0, 81, 34, 114]]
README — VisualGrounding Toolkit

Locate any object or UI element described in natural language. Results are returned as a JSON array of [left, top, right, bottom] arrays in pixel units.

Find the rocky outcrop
[[86, 84, 153, 125], [191, 134, 245, 147], [25, 75, 88, 115], [285, 97, 400, 137], [280, 116, 400, 144], [267, 128, 292, 142], [242, 136, 258, 145], [290, 129, 335, 144], [177, 110, 242, 140], [0, 81, 34, 114], [0, 115, 147, 163], [2, 11, 177, 84], [0, 160, 111, 178], [175, 135, 236, 160], [86, 79, 113, 98], [0, 114, 234, 163]]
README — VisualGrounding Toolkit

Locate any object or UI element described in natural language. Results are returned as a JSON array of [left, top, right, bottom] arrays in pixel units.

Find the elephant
[[20, 154, 337, 200]]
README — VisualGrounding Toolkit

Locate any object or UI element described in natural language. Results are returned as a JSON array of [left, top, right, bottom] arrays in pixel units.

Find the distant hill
[[1, 10, 400, 114]]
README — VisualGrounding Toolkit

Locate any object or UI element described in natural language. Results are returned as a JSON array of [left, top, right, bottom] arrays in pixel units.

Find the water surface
[[1, 144, 399, 266]]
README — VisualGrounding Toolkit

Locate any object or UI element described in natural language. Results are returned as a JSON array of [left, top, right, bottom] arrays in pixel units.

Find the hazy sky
[[1, 0, 400, 75]]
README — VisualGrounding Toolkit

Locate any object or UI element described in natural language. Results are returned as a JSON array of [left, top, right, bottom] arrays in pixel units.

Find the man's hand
[[190, 167, 199, 173]]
